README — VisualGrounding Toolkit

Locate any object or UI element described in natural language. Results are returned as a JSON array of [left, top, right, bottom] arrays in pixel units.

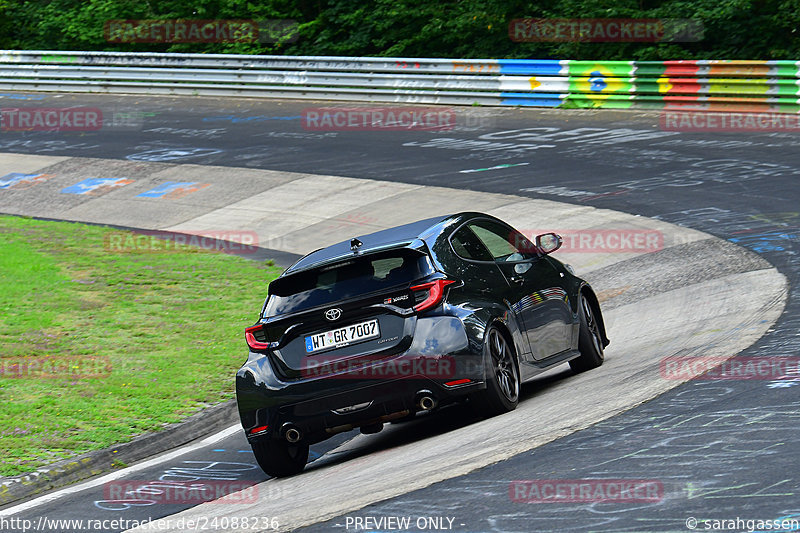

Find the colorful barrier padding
[[1, 51, 798, 112]]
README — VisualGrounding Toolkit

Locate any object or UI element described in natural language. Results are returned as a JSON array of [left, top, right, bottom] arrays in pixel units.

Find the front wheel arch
[[570, 291, 605, 373], [578, 285, 609, 348]]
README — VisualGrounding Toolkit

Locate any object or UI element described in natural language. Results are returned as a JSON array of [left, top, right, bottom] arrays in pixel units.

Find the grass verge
[[0, 215, 281, 477]]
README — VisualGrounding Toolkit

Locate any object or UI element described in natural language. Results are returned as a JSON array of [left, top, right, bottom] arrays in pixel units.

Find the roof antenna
[[350, 238, 363, 253]]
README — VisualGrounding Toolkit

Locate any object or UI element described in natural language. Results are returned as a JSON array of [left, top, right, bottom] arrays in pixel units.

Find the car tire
[[251, 439, 309, 478], [569, 293, 605, 373], [470, 325, 520, 417]]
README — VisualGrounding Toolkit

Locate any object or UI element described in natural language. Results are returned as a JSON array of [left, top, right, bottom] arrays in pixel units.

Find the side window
[[468, 220, 536, 261], [451, 225, 493, 261]]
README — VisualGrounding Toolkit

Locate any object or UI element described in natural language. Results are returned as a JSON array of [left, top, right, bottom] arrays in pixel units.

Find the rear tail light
[[410, 279, 456, 312], [245, 325, 270, 350]]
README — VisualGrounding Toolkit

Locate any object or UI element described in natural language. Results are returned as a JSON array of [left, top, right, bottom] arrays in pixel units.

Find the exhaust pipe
[[282, 424, 302, 443], [415, 390, 437, 411], [419, 396, 436, 411]]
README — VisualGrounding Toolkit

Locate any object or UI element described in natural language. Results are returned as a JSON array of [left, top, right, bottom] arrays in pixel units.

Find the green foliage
[[1, 0, 799, 60]]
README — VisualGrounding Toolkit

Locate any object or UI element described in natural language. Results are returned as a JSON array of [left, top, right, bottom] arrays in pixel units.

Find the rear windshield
[[263, 248, 433, 317]]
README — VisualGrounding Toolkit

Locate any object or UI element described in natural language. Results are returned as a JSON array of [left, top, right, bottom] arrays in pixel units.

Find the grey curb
[[0, 400, 238, 508]]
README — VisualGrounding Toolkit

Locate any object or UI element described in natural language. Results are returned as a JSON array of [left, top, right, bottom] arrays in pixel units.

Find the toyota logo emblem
[[324, 308, 342, 321]]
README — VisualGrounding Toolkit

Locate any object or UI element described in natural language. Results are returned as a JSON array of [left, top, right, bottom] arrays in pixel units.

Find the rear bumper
[[236, 316, 484, 444]]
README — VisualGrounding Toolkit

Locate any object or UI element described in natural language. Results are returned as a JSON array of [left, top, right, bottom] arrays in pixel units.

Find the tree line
[[1, 0, 798, 60]]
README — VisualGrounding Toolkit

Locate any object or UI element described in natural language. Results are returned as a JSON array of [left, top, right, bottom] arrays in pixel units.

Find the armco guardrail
[[1, 50, 799, 112]]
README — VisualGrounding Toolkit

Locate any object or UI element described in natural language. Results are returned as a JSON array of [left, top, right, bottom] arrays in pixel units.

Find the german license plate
[[305, 319, 380, 353]]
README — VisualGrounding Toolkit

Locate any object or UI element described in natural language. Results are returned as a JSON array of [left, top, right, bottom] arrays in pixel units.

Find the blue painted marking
[[136, 181, 197, 198], [212, 449, 226, 452], [498, 59, 565, 76], [500, 92, 563, 107], [237, 450, 252, 453], [0, 173, 40, 189], [729, 231, 797, 253], [589, 71, 607, 92], [0, 93, 47, 100], [61, 178, 130, 195]]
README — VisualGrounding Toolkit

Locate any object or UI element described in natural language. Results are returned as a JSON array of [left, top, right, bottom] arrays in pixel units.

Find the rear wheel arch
[[488, 320, 522, 374], [462, 304, 528, 357], [487, 319, 514, 352], [469, 320, 521, 417]]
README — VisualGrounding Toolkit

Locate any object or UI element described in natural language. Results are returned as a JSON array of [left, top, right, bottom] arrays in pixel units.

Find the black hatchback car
[[237, 212, 609, 476]]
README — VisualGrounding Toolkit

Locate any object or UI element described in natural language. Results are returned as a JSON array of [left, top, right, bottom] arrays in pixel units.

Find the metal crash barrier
[[1, 50, 799, 112]]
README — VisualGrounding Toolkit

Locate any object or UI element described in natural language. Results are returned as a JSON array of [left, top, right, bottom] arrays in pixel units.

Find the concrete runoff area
[[0, 153, 710, 269]]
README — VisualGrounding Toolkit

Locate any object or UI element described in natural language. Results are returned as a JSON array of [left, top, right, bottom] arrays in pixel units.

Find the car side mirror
[[536, 233, 562, 254]]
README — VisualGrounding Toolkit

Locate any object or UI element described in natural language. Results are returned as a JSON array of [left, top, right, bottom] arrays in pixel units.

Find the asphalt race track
[[1, 93, 799, 532]]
